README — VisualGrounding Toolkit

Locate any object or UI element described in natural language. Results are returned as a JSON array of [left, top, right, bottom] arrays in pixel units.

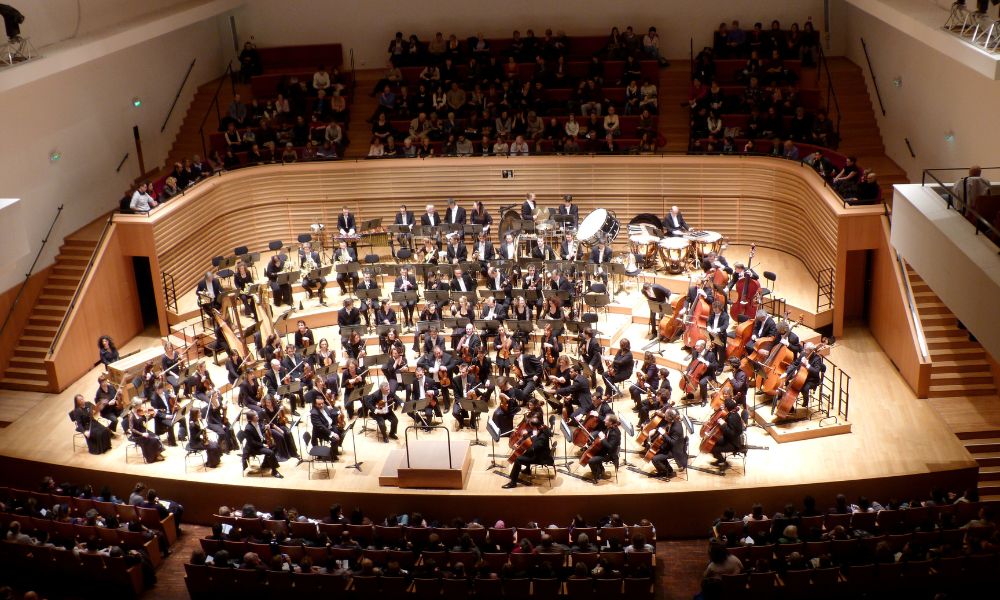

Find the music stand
[[343, 417, 363, 471], [387, 224, 413, 248], [424, 290, 451, 305], [401, 398, 431, 432], [644, 299, 673, 354], [463, 224, 480, 237], [504, 319, 535, 339], [583, 292, 611, 321], [619, 417, 636, 467], [339, 324, 366, 341], [275, 270, 299, 290], [356, 287, 381, 306], [364, 353, 385, 383], [564, 320, 591, 337], [474, 319, 500, 337], [479, 289, 506, 301], [277, 381, 302, 400], [558, 418, 576, 470], [536, 318, 565, 338], [459, 396, 489, 446], [344, 385, 366, 420], [607, 261, 627, 295], [486, 419, 505, 471], [443, 317, 471, 331], [450, 290, 478, 306]]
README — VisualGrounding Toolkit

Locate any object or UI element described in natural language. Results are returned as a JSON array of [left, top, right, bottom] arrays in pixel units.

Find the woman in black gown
[[206, 389, 238, 453], [188, 408, 222, 468], [97, 335, 119, 367], [127, 399, 165, 463], [70, 394, 112, 455]]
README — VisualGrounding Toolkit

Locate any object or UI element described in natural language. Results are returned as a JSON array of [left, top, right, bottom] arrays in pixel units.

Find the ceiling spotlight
[[48, 150, 61, 163], [132, 97, 142, 108], [892, 77, 902, 88]]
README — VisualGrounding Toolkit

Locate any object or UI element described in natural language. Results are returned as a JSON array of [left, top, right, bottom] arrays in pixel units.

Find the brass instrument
[[301, 255, 318, 279]]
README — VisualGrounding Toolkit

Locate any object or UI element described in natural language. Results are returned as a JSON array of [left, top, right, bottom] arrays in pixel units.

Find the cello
[[657, 294, 687, 342], [698, 405, 730, 454], [680, 345, 711, 396], [756, 315, 804, 396], [775, 342, 830, 419], [729, 245, 761, 322], [636, 412, 664, 445], [726, 317, 756, 360]]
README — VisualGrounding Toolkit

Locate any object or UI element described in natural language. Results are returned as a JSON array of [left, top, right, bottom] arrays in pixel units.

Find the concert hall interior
[[1, 1, 1000, 599]]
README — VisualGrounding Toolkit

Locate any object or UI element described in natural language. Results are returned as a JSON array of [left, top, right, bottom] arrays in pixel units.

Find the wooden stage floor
[[0, 277, 979, 536]]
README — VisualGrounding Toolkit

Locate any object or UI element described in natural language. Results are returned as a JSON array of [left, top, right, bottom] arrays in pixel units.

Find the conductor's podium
[[379, 436, 472, 489]]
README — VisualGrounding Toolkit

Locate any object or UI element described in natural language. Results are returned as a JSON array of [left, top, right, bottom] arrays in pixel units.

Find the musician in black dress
[[242, 411, 283, 477], [503, 414, 553, 488], [127, 399, 165, 463], [188, 408, 222, 468], [97, 335, 119, 367], [491, 388, 520, 435], [584, 414, 621, 484], [470, 200, 493, 234], [265, 254, 293, 306], [710, 398, 745, 469], [70, 394, 112, 455], [233, 260, 256, 316], [603, 339, 635, 393], [93, 373, 123, 433], [523, 264, 545, 319], [650, 408, 687, 478]]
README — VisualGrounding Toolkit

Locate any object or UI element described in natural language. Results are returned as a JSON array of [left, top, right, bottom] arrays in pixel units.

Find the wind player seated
[[334, 241, 359, 294], [356, 270, 380, 327], [242, 411, 284, 477], [196, 270, 224, 311], [590, 238, 613, 286], [365, 381, 399, 442], [299, 242, 327, 305], [502, 413, 553, 489], [309, 396, 343, 458], [408, 366, 441, 429]]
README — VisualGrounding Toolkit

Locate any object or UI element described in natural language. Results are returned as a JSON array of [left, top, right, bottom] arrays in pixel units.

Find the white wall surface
[[0, 16, 227, 291], [234, 0, 829, 68], [839, 0, 1000, 181]]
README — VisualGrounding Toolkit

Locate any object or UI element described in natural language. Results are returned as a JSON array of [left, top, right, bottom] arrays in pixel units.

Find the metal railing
[[921, 167, 1000, 245], [816, 43, 843, 140], [48, 213, 115, 355], [198, 61, 236, 159], [0, 204, 64, 338], [859, 37, 885, 117], [896, 253, 930, 362], [162, 271, 179, 314], [816, 355, 850, 424], [816, 267, 835, 312], [161, 58, 197, 133]]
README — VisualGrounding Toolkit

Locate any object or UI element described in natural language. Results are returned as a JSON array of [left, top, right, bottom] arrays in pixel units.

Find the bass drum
[[628, 213, 665, 234], [497, 209, 521, 241], [576, 208, 620, 246]]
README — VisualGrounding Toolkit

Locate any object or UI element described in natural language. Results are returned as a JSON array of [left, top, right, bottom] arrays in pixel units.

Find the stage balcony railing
[[921, 166, 1000, 251]]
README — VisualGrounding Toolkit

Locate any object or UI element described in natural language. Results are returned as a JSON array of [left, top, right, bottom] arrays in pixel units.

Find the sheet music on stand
[[339, 324, 366, 340], [450, 290, 478, 305], [535, 318, 565, 337], [474, 319, 501, 335], [443, 317, 471, 330], [335, 262, 361, 275], [391, 290, 419, 307], [424, 290, 451, 305]]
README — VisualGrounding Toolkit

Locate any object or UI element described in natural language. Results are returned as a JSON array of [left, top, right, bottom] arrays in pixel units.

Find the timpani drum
[[577, 208, 620, 246], [691, 230, 723, 260], [498, 208, 521, 241], [658, 237, 690, 274], [629, 232, 660, 268]]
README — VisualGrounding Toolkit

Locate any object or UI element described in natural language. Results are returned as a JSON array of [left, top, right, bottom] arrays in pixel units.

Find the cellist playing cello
[[744, 309, 779, 356], [708, 397, 745, 471], [780, 342, 824, 409], [683, 339, 719, 406], [502, 414, 554, 489]]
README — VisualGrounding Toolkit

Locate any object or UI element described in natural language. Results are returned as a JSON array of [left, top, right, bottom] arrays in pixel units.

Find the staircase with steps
[[0, 236, 99, 392], [344, 70, 380, 159], [657, 61, 691, 153]]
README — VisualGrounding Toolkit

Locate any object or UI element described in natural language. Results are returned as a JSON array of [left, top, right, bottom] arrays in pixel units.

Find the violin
[[437, 366, 451, 388], [729, 245, 761, 322]]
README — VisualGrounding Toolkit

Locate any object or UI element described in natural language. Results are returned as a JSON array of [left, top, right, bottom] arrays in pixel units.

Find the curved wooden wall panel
[[127, 156, 848, 298]]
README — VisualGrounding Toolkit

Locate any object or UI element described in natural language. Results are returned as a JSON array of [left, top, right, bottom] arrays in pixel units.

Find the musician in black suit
[[725, 262, 759, 295], [521, 192, 538, 221], [491, 388, 520, 434], [782, 342, 824, 408], [560, 233, 581, 261], [687, 339, 719, 405], [710, 398, 745, 469], [308, 396, 342, 457], [556, 364, 593, 414], [503, 414, 553, 488], [265, 254, 293, 306], [603, 339, 635, 392], [338, 298, 362, 328], [408, 366, 441, 426], [557, 195, 579, 227], [357, 270, 380, 327], [394, 204, 416, 248], [650, 408, 687, 478], [745, 310, 779, 355], [446, 236, 468, 263], [418, 345, 455, 410], [421, 204, 441, 227], [294, 320, 314, 350], [531, 236, 555, 260], [337, 207, 357, 237], [196, 271, 224, 311], [662, 205, 689, 235], [445, 197, 466, 227], [450, 266, 475, 293], [584, 414, 621, 483], [298, 243, 327, 304], [706, 301, 730, 358], [394, 266, 418, 326], [512, 344, 544, 396], [775, 321, 802, 360], [242, 411, 283, 477], [642, 282, 672, 338], [450, 364, 481, 429], [263, 359, 287, 395], [580, 329, 603, 385], [550, 270, 573, 293], [365, 381, 399, 442], [590, 239, 613, 285], [500, 233, 518, 260], [334, 242, 359, 293]]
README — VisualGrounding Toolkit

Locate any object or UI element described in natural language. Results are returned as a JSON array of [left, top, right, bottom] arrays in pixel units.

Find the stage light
[[132, 97, 142, 108], [892, 77, 903, 88], [48, 150, 61, 163]]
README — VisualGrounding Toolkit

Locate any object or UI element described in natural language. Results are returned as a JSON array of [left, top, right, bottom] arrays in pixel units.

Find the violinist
[[206, 390, 238, 452], [375, 299, 398, 327], [706, 301, 730, 358], [419, 345, 455, 410], [451, 363, 481, 430], [709, 398, 745, 470], [455, 322, 482, 357], [315, 338, 336, 368], [338, 297, 362, 327], [340, 358, 368, 419], [449, 297, 475, 348], [128, 399, 165, 463], [630, 351, 660, 409], [93, 373, 123, 433], [261, 394, 299, 462], [357, 270, 380, 327], [243, 411, 283, 478], [344, 330, 367, 362], [781, 342, 824, 408], [541, 323, 562, 369], [408, 365, 441, 426], [334, 241, 359, 294], [280, 347, 307, 413], [299, 242, 327, 305], [259, 332, 282, 364], [382, 345, 407, 395], [603, 339, 635, 394], [641, 283, 671, 338], [294, 320, 314, 351], [584, 414, 621, 484], [308, 395, 343, 458], [745, 310, 778, 355], [265, 254, 293, 307], [70, 393, 112, 455], [580, 329, 603, 386], [492, 383, 521, 434], [379, 327, 403, 355], [546, 355, 572, 388], [188, 407, 222, 468], [365, 381, 399, 442], [394, 265, 418, 328], [502, 413, 553, 489], [512, 344, 544, 396], [264, 358, 290, 404], [662, 205, 689, 236], [686, 339, 719, 405], [472, 345, 494, 391], [149, 382, 184, 446], [494, 326, 514, 377], [649, 408, 687, 478]]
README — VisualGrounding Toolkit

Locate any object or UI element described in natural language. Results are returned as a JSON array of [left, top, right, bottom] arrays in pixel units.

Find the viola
[[437, 366, 451, 388]]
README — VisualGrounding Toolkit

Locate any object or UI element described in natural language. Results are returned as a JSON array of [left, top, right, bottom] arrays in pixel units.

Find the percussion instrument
[[658, 237, 690, 274], [536, 220, 556, 233], [628, 213, 665, 235], [498, 209, 522, 240], [629, 230, 660, 268], [686, 230, 723, 260], [531, 205, 549, 222], [576, 208, 620, 246]]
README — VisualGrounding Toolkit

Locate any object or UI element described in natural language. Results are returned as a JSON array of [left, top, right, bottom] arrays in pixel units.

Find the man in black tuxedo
[[550, 269, 573, 293], [242, 411, 283, 477], [408, 366, 441, 426], [560, 232, 581, 261], [557, 194, 579, 227], [149, 382, 185, 445], [333, 241, 359, 293], [745, 310, 779, 355], [521, 192, 538, 221], [308, 396, 342, 457], [394, 204, 416, 248], [650, 408, 687, 478], [365, 381, 399, 442], [418, 345, 455, 410], [356, 270, 380, 327], [642, 282, 671, 337], [662, 205, 689, 236], [584, 414, 621, 483], [196, 270, 224, 311], [394, 265, 418, 326], [446, 235, 468, 264], [472, 231, 495, 275], [580, 329, 603, 385], [512, 344, 544, 397], [706, 301, 731, 357], [298, 242, 327, 304], [421, 204, 441, 227], [450, 266, 475, 293], [338, 298, 362, 327], [531, 236, 554, 260], [450, 364, 480, 429], [556, 364, 593, 415], [687, 339, 719, 405], [500, 233, 519, 260], [445, 197, 466, 226], [265, 255, 293, 306], [590, 239, 613, 285], [782, 342, 824, 408], [337, 207, 357, 238]]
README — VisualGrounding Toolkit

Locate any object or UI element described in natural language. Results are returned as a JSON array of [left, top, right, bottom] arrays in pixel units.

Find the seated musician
[[394, 204, 415, 249], [334, 241, 359, 294], [554, 363, 592, 416], [338, 297, 362, 328], [93, 373, 123, 433], [541, 322, 562, 368], [196, 270, 224, 311], [630, 351, 660, 409], [745, 309, 778, 355], [294, 320, 314, 350], [590, 238, 613, 285], [446, 234, 468, 264], [558, 194, 579, 227], [639, 388, 671, 426], [706, 301, 730, 359], [238, 375, 264, 411], [710, 398, 745, 470], [451, 363, 481, 430], [418, 345, 455, 410], [546, 354, 572, 389], [97, 335, 120, 367], [649, 408, 687, 478], [662, 205, 689, 236], [531, 236, 554, 260], [541, 295, 563, 321], [500, 233, 518, 261], [421, 203, 441, 227], [561, 233, 580, 262], [242, 411, 284, 477], [265, 254, 293, 307], [394, 265, 418, 327], [308, 396, 342, 458], [486, 266, 512, 306], [340, 358, 368, 419], [70, 393, 112, 455], [206, 390, 238, 452], [382, 345, 407, 396], [149, 382, 185, 446], [299, 242, 327, 305], [357, 270, 380, 327], [725, 261, 759, 296], [584, 414, 621, 484], [127, 399, 165, 463], [415, 323, 445, 355], [260, 394, 299, 462], [502, 413, 553, 489], [781, 342, 824, 408], [492, 385, 521, 434], [511, 344, 544, 396], [408, 365, 442, 427], [602, 339, 635, 394], [775, 321, 802, 360], [642, 283, 671, 338], [550, 269, 573, 293], [375, 299, 397, 327], [687, 339, 719, 405], [472, 231, 495, 273], [451, 266, 475, 295], [233, 260, 255, 317], [523, 264, 544, 318], [470, 200, 493, 234], [420, 238, 440, 268], [521, 192, 538, 221], [365, 381, 399, 442], [278, 344, 305, 414], [480, 295, 505, 327], [188, 407, 222, 468], [455, 322, 482, 358]]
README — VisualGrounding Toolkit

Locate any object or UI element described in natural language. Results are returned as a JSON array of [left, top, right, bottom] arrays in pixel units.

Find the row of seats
[[185, 563, 654, 600], [1, 540, 146, 598], [707, 58, 806, 86], [392, 60, 659, 90], [392, 34, 649, 65], [0, 511, 164, 567]]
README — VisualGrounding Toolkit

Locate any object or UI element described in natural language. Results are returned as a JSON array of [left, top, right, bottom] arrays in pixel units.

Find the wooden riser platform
[[378, 439, 471, 489]]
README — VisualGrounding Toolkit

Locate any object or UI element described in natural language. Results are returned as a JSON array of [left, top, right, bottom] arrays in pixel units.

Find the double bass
[[729, 244, 761, 322], [756, 315, 804, 396], [682, 296, 711, 349], [775, 342, 830, 419], [657, 294, 687, 342]]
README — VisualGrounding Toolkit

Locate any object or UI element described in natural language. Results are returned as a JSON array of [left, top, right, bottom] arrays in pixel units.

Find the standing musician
[[706, 301, 730, 359], [725, 262, 759, 295], [531, 236, 555, 260], [492, 383, 521, 435], [337, 206, 357, 240], [521, 192, 539, 221], [365, 381, 400, 442], [561, 232, 580, 261], [446, 234, 468, 263], [500, 232, 518, 260], [709, 398, 745, 470], [558, 194, 579, 227], [421, 203, 441, 227], [511, 343, 544, 396], [308, 396, 342, 458], [470, 200, 493, 234], [408, 365, 441, 426], [98, 335, 120, 367], [294, 320, 314, 350], [93, 373, 123, 433], [233, 261, 256, 317], [243, 411, 284, 477], [641, 282, 671, 338], [781, 342, 824, 408], [394, 265, 418, 327], [149, 382, 184, 446], [196, 270, 224, 311], [472, 231, 496, 275], [188, 407, 222, 468], [662, 205, 689, 236], [580, 329, 603, 386], [394, 204, 415, 248], [450, 363, 481, 429], [649, 408, 687, 478], [340, 358, 368, 419], [590, 237, 613, 286], [630, 351, 660, 409], [334, 241, 359, 294], [603, 339, 635, 395], [445, 197, 466, 229], [554, 363, 593, 416], [206, 390, 238, 452], [357, 270, 380, 327], [686, 339, 719, 405], [299, 242, 327, 305], [265, 254, 293, 307], [127, 399, 166, 463], [502, 413, 553, 488], [745, 309, 779, 355], [584, 414, 621, 484], [161, 340, 185, 394]]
